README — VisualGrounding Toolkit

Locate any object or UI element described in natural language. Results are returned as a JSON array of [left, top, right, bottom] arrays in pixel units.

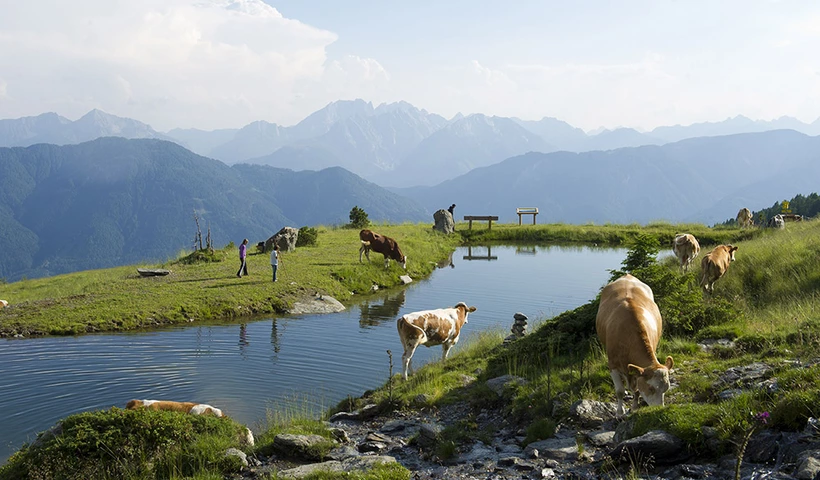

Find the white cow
[[397, 302, 476, 380]]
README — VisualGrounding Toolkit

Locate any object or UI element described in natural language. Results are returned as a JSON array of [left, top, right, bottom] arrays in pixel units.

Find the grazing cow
[[736, 208, 753, 228], [397, 302, 477, 380], [672, 234, 700, 272], [596, 274, 674, 417], [767, 214, 786, 229], [359, 229, 407, 269], [0, 300, 7, 309], [700, 245, 738, 293]]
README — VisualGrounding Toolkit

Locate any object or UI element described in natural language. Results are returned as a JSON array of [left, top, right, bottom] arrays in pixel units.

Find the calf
[[596, 274, 674, 417], [0, 300, 7, 309], [672, 233, 700, 272], [736, 208, 753, 228], [700, 244, 738, 293], [397, 302, 476, 380], [359, 229, 407, 269]]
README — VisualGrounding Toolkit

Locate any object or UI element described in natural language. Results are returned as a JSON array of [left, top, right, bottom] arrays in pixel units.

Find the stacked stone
[[503, 313, 528, 344]]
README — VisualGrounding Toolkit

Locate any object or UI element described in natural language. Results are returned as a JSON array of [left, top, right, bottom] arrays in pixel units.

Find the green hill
[[0, 138, 428, 281]]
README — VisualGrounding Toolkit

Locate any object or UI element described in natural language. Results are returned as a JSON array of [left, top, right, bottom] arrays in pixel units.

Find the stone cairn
[[503, 312, 528, 344]]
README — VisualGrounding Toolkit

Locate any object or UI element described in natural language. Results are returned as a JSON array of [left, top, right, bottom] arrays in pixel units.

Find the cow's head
[[628, 356, 674, 407], [454, 302, 477, 326], [727, 245, 738, 261]]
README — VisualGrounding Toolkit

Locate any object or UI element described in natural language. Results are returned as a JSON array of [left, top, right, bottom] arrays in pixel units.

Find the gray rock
[[328, 411, 359, 423], [432, 209, 455, 234], [380, 419, 417, 434], [717, 362, 773, 387], [267, 226, 299, 252], [224, 447, 248, 467], [399, 275, 413, 284], [587, 430, 616, 447], [289, 294, 345, 315], [570, 399, 618, 428], [524, 436, 578, 461], [459, 442, 497, 464], [486, 374, 528, 397], [329, 427, 349, 444], [273, 433, 336, 461], [417, 422, 442, 447], [514, 312, 528, 321], [327, 445, 360, 461], [610, 430, 688, 466], [795, 450, 820, 479]]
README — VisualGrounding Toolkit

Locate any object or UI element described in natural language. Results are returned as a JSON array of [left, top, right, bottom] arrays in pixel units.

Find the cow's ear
[[731, 246, 739, 253], [665, 356, 674, 369], [468, 306, 477, 312], [627, 364, 644, 376]]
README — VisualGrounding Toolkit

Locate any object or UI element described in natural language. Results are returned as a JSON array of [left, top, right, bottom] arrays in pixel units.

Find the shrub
[[0, 408, 249, 480], [296, 226, 319, 247], [348, 206, 370, 229]]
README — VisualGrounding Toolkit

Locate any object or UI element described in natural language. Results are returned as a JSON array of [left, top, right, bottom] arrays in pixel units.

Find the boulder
[[570, 400, 618, 428], [609, 430, 689, 466], [266, 226, 299, 252], [273, 433, 336, 461], [432, 209, 455, 234]]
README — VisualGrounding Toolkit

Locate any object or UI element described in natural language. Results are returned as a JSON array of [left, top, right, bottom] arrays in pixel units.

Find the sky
[[1, 0, 820, 132]]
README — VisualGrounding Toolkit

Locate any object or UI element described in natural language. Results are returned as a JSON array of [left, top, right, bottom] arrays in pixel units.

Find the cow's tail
[[398, 317, 426, 345]]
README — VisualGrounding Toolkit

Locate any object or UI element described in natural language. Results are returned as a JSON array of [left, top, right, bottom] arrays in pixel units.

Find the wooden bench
[[516, 207, 539, 225], [463, 215, 499, 230]]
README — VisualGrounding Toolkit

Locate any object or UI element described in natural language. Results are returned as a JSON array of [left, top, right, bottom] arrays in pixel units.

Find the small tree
[[349, 206, 370, 229], [296, 226, 319, 247]]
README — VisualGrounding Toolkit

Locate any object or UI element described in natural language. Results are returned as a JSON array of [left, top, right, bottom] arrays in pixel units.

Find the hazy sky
[[2, 0, 819, 131]]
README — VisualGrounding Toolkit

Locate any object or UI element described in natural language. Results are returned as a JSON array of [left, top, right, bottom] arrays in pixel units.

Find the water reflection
[[359, 290, 407, 327], [436, 251, 456, 269], [239, 323, 249, 359], [515, 246, 537, 255], [271, 319, 281, 355], [463, 245, 498, 261]]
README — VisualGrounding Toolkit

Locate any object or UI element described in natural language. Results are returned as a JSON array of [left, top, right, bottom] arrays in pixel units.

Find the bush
[[296, 226, 319, 247], [0, 408, 249, 480], [348, 206, 370, 229]]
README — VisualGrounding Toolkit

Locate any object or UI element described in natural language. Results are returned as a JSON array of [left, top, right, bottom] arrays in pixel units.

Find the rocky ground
[[231, 362, 820, 480]]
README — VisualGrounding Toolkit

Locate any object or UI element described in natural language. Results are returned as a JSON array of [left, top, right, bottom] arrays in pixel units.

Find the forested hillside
[[0, 138, 427, 281]]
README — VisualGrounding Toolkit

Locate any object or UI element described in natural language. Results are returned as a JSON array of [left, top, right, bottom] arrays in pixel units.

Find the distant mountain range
[[4, 101, 820, 188], [391, 130, 820, 225], [0, 138, 427, 281]]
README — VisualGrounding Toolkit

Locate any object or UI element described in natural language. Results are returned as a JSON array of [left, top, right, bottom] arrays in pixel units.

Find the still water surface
[[0, 244, 626, 462]]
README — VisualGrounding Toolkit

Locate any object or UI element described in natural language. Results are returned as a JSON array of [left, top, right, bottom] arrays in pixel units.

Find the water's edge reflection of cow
[[359, 229, 407, 269], [397, 302, 477, 380]]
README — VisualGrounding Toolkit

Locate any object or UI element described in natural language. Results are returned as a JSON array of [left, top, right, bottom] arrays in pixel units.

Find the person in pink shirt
[[236, 238, 249, 278]]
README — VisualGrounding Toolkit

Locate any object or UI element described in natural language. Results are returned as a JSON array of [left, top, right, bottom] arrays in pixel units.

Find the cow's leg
[[384, 256, 389, 269], [441, 343, 452, 362], [402, 344, 417, 380], [359, 244, 364, 263], [610, 370, 626, 417]]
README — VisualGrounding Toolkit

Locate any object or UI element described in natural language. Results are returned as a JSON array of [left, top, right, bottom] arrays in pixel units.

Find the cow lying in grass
[[359, 229, 407, 269], [596, 274, 674, 417], [397, 302, 476, 380], [125, 399, 254, 445]]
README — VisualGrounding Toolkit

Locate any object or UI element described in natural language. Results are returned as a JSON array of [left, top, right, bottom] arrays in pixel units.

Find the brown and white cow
[[596, 274, 674, 417], [126, 399, 224, 417], [700, 244, 738, 293], [0, 300, 7, 309], [397, 302, 476, 380], [672, 233, 700, 272], [736, 208, 753, 228], [359, 229, 407, 269]]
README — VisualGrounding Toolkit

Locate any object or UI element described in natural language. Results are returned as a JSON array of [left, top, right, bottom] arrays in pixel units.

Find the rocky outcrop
[[432, 209, 455, 234], [289, 294, 345, 315], [266, 227, 299, 252]]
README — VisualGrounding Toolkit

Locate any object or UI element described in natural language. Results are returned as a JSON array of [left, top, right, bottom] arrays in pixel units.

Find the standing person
[[236, 238, 249, 278], [270, 244, 283, 282], [448, 204, 456, 215]]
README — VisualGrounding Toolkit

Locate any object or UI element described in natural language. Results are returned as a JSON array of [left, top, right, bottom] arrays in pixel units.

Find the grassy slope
[[1, 221, 750, 337], [0, 224, 460, 337], [340, 219, 820, 458]]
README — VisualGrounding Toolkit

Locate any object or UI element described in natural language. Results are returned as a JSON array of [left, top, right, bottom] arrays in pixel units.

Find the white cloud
[[0, 0, 389, 130]]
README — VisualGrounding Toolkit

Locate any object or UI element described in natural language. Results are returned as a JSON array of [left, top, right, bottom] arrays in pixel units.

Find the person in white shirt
[[270, 244, 282, 282]]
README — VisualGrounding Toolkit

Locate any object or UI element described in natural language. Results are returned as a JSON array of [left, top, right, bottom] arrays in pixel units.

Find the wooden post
[[518, 213, 522, 225]]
